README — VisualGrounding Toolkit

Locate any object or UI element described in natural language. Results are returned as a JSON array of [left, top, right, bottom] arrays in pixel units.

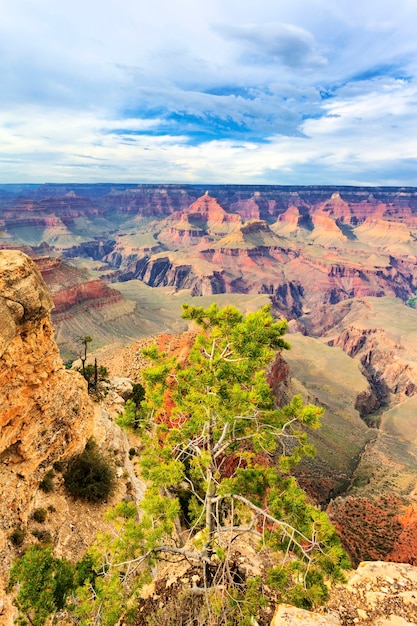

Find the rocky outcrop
[[0, 250, 95, 596], [307, 298, 417, 414], [183, 192, 242, 236], [0, 250, 146, 625], [23, 254, 125, 327], [271, 604, 340, 625], [326, 561, 417, 625], [308, 213, 347, 244], [272, 561, 417, 625]]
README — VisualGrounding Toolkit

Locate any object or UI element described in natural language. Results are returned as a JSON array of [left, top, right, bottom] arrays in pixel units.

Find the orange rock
[[0, 249, 94, 555]]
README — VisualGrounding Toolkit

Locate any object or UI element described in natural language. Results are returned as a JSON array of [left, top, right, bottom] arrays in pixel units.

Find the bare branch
[[212, 422, 230, 455], [219, 493, 322, 560], [114, 545, 209, 570]]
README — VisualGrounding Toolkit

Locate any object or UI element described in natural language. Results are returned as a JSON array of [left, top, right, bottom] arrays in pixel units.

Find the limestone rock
[[0, 250, 53, 356], [271, 604, 340, 625], [108, 376, 134, 400], [0, 250, 95, 611], [326, 561, 417, 625], [271, 561, 417, 625]]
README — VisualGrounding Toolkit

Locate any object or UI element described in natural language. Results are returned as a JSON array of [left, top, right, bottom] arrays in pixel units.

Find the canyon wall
[[2, 184, 417, 321], [0, 250, 96, 616]]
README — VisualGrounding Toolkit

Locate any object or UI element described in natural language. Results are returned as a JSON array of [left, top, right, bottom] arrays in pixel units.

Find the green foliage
[[32, 508, 47, 523], [117, 383, 147, 430], [9, 527, 26, 546], [53, 460, 64, 472], [8, 545, 75, 626], [116, 399, 141, 430], [63, 440, 115, 503], [106, 500, 138, 521], [131, 382, 146, 406], [78, 362, 109, 399], [39, 469, 54, 493], [31, 529, 52, 544], [75, 572, 127, 626], [74, 553, 99, 588], [82, 363, 109, 386]]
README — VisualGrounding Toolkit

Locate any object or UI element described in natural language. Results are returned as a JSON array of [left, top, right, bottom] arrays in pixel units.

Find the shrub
[[32, 529, 52, 544], [39, 469, 54, 493], [74, 553, 98, 588], [32, 508, 47, 523], [9, 527, 26, 546], [53, 460, 64, 472], [131, 382, 145, 406], [63, 440, 115, 503], [8, 545, 75, 625], [116, 399, 139, 430], [78, 363, 109, 399]]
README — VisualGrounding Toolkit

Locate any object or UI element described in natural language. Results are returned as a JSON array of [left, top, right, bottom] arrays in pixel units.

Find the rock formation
[[0, 249, 145, 624], [0, 251, 96, 619], [0, 251, 94, 532], [272, 561, 417, 625], [3, 184, 417, 320]]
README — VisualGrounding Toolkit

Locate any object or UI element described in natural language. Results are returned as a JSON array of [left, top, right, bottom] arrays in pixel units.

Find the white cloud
[[0, 0, 417, 183], [214, 22, 327, 70]]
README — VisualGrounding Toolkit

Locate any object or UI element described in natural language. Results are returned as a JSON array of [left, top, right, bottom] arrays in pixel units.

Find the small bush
[[9, 527, 26, 546], [131, 383, 145, 406], [32, 508, 47, 523], [63, 440, 115, 503], [53, 460, 64, 472], [32, 529, 52, 544], [39, 469, 54, 493], [78, 364, 109, 399], [8, 545, 75, 625]]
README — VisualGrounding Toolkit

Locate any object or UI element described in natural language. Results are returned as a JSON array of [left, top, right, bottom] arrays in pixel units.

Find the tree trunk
[[204, 416, 216, 585]]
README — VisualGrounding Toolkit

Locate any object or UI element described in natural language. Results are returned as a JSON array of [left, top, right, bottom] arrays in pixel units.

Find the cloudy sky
[[1, 0, 417, 185]]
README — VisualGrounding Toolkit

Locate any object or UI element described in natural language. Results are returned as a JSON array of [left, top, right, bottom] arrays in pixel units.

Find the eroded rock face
[[0, 250, 94, 549], [326, 561, 417, 625], [0, 251, 53, 355]]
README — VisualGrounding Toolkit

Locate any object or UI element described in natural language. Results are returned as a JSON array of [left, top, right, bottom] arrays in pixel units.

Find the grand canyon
[[2, 183, 417, 624]]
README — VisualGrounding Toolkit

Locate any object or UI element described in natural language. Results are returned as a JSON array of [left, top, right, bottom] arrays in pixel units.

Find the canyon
[[1, 184, 417, 582]]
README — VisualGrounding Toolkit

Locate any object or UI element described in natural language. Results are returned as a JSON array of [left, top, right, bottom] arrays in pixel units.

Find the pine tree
[[76, 304, 349, 624]]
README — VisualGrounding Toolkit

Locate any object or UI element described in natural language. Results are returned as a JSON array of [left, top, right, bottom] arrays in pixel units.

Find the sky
[[1, 0, 417, 185]]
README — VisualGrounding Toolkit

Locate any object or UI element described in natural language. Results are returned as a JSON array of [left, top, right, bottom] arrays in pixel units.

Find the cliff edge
[[0, 250, 95, 616]]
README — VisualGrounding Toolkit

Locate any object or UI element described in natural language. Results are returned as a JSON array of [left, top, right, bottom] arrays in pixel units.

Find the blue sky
[[1, 0, 417, 185]]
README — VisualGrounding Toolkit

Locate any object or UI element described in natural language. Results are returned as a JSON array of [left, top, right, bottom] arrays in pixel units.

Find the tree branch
[[114, 545, 209, 570], [218, 493, 321, 559]]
